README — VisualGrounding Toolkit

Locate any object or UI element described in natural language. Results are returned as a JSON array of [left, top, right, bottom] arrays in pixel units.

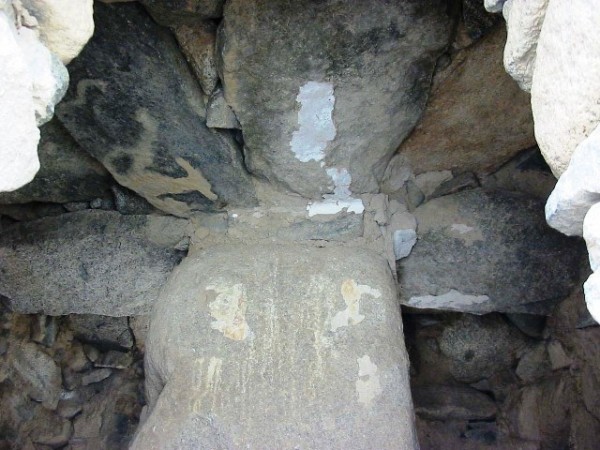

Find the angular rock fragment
[[69, 315, 133, 350], [0, 210, 189, 316], [413, 384, 497, 420], [219, 0, 451, 197], [398, 26, 535, 175], [57, 3, 256, 217], [399, 189, 584, 314], [10, 342, 62, 410], [173, 22, 219, 96]]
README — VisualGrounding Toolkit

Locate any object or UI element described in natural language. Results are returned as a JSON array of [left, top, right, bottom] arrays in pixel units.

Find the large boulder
[[0, 210, 189, 316], [133, 244, 418, 448], [0, 4, 40, 192], [21, 0, 94, 64], [531, 0, 600, 177], [0, 119, 112, 205], [57, 3, 256, 218], [218, 0, 451, 198], [399, 188, 585, 314], [398, 25, 535, 175]]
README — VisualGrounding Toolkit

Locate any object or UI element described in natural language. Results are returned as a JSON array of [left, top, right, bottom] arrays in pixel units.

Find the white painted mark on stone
[[356, 355, 382, 406], [407, 289, 490, 312], [451, 223, 475, 234], [290, 81, 336, 162], [207, 283, 251, 341], [307, 168, 365, 217], [330, 279, 381, 332]]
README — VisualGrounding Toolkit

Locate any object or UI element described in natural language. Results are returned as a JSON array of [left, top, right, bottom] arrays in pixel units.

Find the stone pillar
[[131, 243, 418, 449]]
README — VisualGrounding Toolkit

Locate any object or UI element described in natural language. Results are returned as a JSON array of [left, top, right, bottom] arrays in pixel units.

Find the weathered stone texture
[[219, 0, 451, 198], [531, 0, 600, 177], [57, 3, 256, 217], [134, 244, 418, 449], [22, 0, 95, 64], [0, 119, 112, 205], [398, 25, 535, 175], [0, 210, 189, 316], [399, 189, 585, 314]]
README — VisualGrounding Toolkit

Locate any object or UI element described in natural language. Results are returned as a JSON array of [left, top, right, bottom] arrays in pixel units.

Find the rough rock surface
[[437, 314, 527, 383], [413, 385, 497, 420], [57, 3, 256, 217], [399, 189, 584, 314], [398, 25, 535, 175], [0, 210, 189, 316], [545, 124, 600, 237], [219, 0, 451, 198], [0, 4, 40, 192], [15, 23, 68, 126], [173, 22, 218, 96], [502, 0, 548, 92], [139, 0, 225, 25], [531, 0, 600, 177], [22, 0, 94, 64], [134, 244, 418, 449], [0, 309, 143, 449], [0, 119, 112, 204]]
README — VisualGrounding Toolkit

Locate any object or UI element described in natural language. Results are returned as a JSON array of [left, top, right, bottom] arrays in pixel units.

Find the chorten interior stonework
[[1, 0, 600, 448]]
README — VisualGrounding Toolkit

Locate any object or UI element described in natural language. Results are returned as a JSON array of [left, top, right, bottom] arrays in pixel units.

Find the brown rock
[[398, 24, 535, 175]]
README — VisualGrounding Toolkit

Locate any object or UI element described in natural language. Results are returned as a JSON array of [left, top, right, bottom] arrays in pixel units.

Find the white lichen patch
[[330, 279, 381, 332], [407, 289, 490, 312], [206, 283, 251, 341], [307, 168, 365, 217], [290, 81, 336, 162], [356, 355, 382, 406], [448, 223, 484, 245]]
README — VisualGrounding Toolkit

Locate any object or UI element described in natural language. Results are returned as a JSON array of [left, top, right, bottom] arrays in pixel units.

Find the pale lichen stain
[[330, 279, 381, 332], [206, 283, 250, 341], [356, 355, 382, 407], [191, 356, 223, 413]]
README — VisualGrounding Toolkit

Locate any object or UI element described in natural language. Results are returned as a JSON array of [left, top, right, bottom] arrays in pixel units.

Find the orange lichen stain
[[330, 279, 381, 332], [207, 283, 251, 341]]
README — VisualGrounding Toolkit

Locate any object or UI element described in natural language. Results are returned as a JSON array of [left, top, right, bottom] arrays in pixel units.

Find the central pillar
[[132, 242, 417, 449]]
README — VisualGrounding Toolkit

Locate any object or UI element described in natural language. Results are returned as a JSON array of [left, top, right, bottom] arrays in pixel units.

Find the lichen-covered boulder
[[399, 189, 585, 314], [57, 3, 256, 217], [0, 210, 189, 316], [531, 0, 600, 177], [134, 244, 418, 448], [219, 0, 451, 198]]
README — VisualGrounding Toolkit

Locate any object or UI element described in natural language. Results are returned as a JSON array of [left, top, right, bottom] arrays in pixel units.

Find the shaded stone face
[[134, 244, 417, 449], [398, 188, 586, 314], [0, 210, 189, 316], [57, 3, 257, 218], [218, 0, 452, 198]]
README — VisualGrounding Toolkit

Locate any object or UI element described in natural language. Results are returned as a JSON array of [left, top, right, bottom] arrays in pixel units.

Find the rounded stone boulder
[[133, 243, 418, 449]]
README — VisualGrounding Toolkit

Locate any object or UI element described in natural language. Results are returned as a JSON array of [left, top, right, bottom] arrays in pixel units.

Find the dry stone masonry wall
[[0, 0, 599, 448]]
